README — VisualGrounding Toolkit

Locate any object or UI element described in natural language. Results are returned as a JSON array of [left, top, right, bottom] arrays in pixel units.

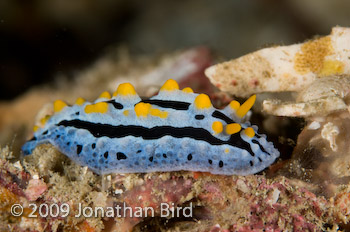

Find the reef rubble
[[2, 25, 350, 230]]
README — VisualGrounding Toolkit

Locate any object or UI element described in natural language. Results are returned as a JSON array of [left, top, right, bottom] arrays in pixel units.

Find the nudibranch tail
[[22, 79, 279, 176]]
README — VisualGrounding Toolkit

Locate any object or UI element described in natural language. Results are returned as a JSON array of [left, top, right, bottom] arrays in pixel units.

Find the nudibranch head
[[22, 79, 279, 175]]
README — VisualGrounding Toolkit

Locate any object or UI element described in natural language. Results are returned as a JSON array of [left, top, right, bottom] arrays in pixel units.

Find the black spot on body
[[43, 130, 48, 135], [163, 153, 167, 158], [219, 160, 224, 168], [208, 159, 212, 164], [187, 154, 192, 161], [104, 152, 109, 159], [137, 150, 142, 153], [249, 161, 253, 166], [76, 145, 83, 155], [92, 143, 96, 149], [149, 156, 153, 162], [66, 142, 71, 146], [117, 152, 127, 160], [195, 114, 205, 120], [56, 135, 60, 139], [75, 112, 80, 115], [258, 157, 262, 162]]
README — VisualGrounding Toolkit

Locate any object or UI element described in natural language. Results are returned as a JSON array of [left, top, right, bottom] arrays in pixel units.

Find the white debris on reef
[[321, 122, 339, 152], [308, 121, 321, 130], [205, 26, 350, 118], [205, 26, 350, 97]]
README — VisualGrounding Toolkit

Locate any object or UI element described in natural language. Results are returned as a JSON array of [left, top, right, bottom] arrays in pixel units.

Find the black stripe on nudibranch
[[57, 119, 256, 157], [252, 140, 270, 156], [105, 100, 123, 109], [228, 133, 255, 157], [212, 111, 234, 124], [141, 99, 190, 110]]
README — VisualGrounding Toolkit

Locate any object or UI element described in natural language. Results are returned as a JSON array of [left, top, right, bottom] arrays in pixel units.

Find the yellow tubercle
[[236, 95, 256, 118], [33, 126, 39, 132], [225, 148, 230, 154], [212, 121, 223, 134], [194, 94, 212, 110], [84, 102, 108, 114], [113, 83, 137, 97], [75, 97, 85, 106], [225, 123, 241, 135], [134, 102, 151, 117], [123, 110, 129, 116], [99, 91, 111, 99], [134, 103, 168, 118], [150, 108, 160, 115], [229, 100, 240, 111], [40, 115, 51, 125], [160, 111, 168, 118], [182, 87, 194, 93], [150, 109, 168, 118], [54, 100, 67, 113], [244, 127, 255, 138], [160, 79, 179, 91]]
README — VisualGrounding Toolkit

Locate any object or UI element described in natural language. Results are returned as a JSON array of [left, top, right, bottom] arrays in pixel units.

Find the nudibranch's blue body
[[22, 79, 279, 175]]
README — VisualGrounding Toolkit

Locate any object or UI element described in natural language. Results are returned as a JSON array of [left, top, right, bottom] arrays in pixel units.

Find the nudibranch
[[22, 79, 279, 175]]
